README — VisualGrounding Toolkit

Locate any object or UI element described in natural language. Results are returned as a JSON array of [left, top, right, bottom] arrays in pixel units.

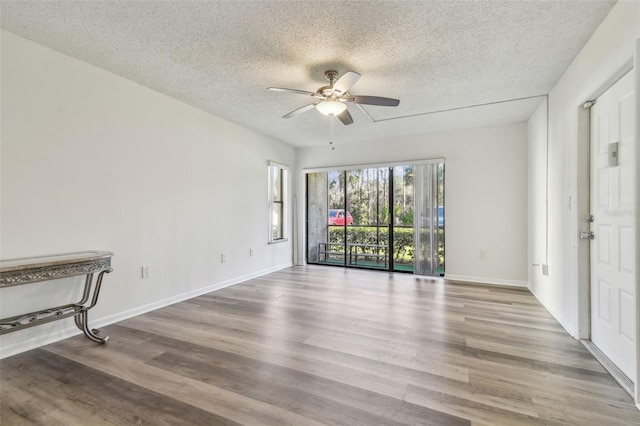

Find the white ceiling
[[1, 1, 616, 148]]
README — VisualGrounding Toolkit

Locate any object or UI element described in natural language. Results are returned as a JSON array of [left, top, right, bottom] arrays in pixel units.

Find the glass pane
[[306, 172, 329, 263], [281, 169, 287, 203], [271, 167, 281, 201], [393, 165, 415, 272], [327, 170, 346, 265], [272, 202, 282, 240], [346, 168, 389, 270], [438, 163, 445, 274], [376, 168, 391, 270]]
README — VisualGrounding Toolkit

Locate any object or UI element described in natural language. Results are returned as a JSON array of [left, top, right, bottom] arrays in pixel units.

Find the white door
[[590, 70, 636, 380]]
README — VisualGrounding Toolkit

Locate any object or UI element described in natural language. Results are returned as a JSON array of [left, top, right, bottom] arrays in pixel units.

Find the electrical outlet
[[221, 253, 228, 263], [542, 264, 549, 276], [249, 248, 254, 257], [479, 250, 487, 260], [141, 265, 150, 279]]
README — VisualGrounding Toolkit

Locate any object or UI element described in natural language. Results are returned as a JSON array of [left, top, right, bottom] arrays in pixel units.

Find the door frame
[[576, 55, 639, 405], [635, 40, 640, 410]]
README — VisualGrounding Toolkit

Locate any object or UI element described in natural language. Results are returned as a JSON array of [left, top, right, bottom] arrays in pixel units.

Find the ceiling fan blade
[[351, 95, 400, 107], [333, 71, 361, 95], [337, 109, 354, 125], [268, 87, 315, 96], [282, 103, 318, 118]]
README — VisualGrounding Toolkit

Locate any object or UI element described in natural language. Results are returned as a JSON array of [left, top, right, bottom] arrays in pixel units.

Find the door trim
[[577, 57, 635, 339], [634, 39, 640, 408], [588, 58, 634, 101], [576, 55, 637, 404]]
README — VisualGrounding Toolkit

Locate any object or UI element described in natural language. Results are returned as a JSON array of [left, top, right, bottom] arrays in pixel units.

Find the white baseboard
[[444, 274, 528, 288], [527, 284, 577, 337], [95, 261, 292, 328], [0, 325, 85, 360], [0, 262, 292, 359]]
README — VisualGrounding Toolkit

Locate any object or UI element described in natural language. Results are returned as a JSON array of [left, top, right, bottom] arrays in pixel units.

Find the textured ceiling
[[1, 1, 616, 148]]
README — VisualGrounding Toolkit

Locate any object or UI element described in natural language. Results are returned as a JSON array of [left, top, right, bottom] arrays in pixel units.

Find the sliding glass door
[[345, 168, 390, 270], [306, 162, 444, 276]]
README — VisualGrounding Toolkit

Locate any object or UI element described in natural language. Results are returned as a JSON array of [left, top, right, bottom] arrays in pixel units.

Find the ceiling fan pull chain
[[329, 115, 335, 150]]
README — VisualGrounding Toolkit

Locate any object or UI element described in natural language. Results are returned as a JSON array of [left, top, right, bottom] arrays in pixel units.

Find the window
[[268, 162, 288, 243]]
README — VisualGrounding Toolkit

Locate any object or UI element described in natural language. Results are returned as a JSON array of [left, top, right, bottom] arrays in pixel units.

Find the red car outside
[[328, 209, 354, 226]]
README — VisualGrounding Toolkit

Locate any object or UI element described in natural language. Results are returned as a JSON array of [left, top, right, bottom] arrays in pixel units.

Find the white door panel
[[590, 70, 636, 380]]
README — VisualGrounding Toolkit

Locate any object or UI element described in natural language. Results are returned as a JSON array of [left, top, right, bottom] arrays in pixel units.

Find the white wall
[[295, 122, 529, 286], [527, 100, 548, 298], [527, 0, 639, 338], [0, 31, 294, 358]]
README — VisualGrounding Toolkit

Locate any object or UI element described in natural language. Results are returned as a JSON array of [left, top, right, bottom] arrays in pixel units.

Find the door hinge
[[582, 100, 596, 109]]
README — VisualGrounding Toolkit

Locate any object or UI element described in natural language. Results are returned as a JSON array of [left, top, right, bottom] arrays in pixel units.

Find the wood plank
[[405, 383, 550, 425], [1, 349, 243, 426], [43, 342, 329, 426]]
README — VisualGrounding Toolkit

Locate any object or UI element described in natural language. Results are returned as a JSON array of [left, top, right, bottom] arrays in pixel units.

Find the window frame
[[268, 161, 289, 244]]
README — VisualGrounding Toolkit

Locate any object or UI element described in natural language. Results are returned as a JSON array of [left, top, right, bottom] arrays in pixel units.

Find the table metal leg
[[74, 313, 84, 330], [77, 310, 108, 344], [73, 269, 111, 344], [76, 273, 94, 305]]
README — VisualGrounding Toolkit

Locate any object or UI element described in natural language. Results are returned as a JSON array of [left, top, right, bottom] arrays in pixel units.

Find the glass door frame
[[304, 159, 445, 275]]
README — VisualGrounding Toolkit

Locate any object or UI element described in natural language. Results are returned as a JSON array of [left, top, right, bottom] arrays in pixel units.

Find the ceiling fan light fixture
[[316, 100, 346, 116]]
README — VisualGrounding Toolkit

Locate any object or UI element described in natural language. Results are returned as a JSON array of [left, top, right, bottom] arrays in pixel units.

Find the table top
[[0, 251, 114, 273]]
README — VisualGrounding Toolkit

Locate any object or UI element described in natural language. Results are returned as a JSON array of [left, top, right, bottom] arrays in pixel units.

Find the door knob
[[580, 231, 595, 240]]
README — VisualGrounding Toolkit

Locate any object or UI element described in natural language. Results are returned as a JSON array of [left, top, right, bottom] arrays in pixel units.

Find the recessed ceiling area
[[0, 1, 616, 147]]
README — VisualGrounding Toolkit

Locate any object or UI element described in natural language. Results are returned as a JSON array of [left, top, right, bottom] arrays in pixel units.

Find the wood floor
[[1, 265, 639, 425]]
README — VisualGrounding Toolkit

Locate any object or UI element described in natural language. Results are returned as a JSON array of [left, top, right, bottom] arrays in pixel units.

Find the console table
[[0, 250, 113, 344]]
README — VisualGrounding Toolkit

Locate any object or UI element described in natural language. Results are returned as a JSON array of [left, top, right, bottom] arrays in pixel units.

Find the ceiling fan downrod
[[318, 70, 339, 97]]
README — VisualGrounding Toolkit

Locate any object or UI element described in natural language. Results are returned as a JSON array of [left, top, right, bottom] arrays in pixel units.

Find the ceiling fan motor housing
[[317, 86, 336, 97]]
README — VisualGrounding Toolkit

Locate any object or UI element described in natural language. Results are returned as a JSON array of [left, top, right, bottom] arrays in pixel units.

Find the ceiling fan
[[267, 70, 399, 125]]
